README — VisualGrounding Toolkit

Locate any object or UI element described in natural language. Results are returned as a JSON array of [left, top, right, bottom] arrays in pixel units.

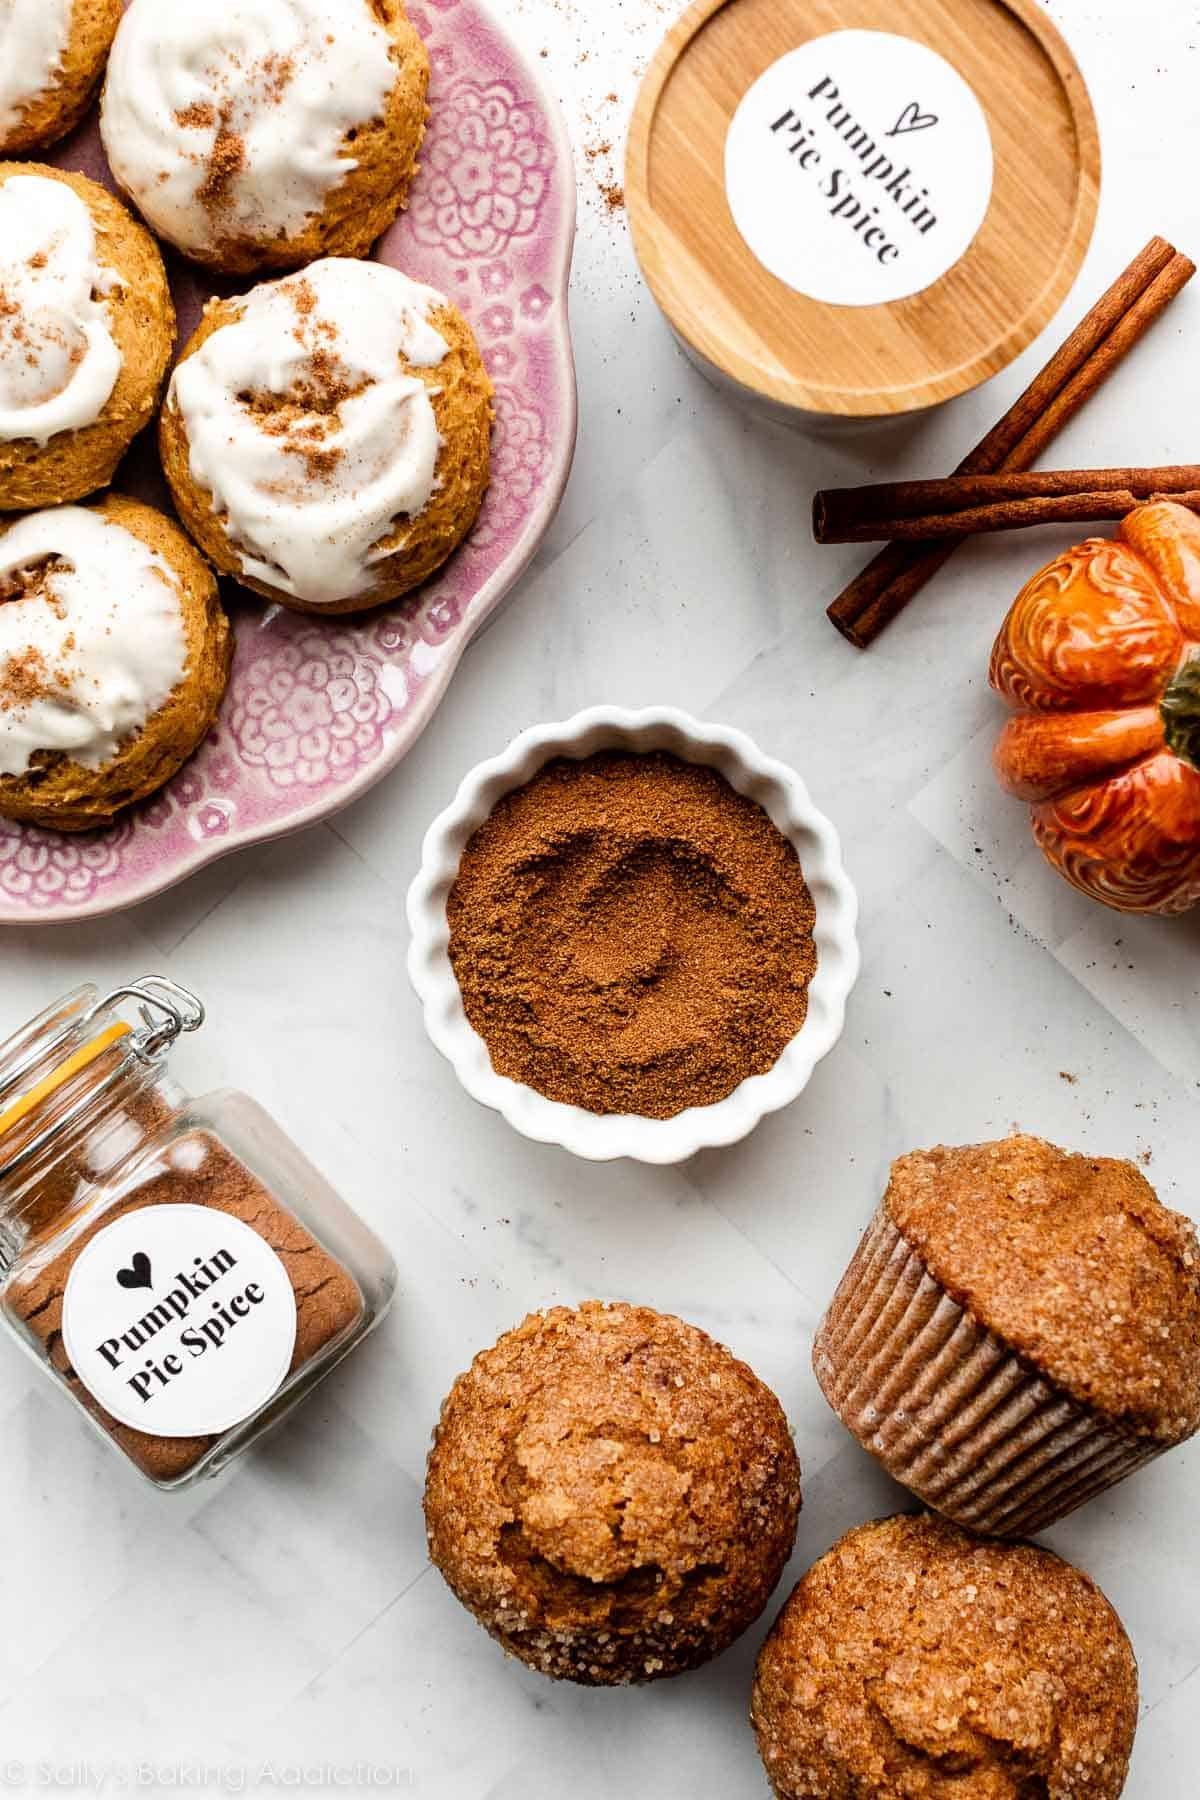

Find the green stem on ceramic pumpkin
[[1160, 656, 1200, 771]]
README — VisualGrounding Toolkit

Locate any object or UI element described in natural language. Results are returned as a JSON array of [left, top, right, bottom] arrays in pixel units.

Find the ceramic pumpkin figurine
[[991, 500, 1200, 914]]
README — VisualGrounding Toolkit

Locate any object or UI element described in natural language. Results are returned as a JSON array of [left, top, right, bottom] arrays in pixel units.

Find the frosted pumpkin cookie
[[160, 257, 493, 614], [100, 0, 431, 275], [0, 0, 121, 155], [0, 496, 231, 832], [0, 164, 175, 512]]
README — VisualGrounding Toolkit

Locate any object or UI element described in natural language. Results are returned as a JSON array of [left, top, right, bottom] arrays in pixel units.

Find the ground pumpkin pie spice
[[0, 979, 393, 1487], [447, 750, 818, 1118], [814, 1135, 1200, 1536], [8, 1110, 363, 1485], [752, 1513, 1138, 1800]]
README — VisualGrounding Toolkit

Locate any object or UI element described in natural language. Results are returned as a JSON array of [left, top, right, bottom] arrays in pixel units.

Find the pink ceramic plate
[[0, 0, 577, 924]]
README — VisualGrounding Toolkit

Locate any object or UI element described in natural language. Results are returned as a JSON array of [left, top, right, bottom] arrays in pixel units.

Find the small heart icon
[[116, 1252, 153, 1292], [888, 101, 939, 137]]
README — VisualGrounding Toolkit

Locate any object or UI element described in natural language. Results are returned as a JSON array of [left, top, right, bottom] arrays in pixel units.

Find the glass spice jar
[[0, 977, 395, 1488]]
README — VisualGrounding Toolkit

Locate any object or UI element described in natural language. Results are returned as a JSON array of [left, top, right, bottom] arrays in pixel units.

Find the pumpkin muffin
[[160, 257, 492, 615], [424, 1301, 802, 1684], [0, 0, 121, 154], [0, 495, 231, 831], [100, 0, 430, 275], [752, 1514, 1138, 1800], [814, 1135, 1200, 1537], [0, 164, 174, 512]]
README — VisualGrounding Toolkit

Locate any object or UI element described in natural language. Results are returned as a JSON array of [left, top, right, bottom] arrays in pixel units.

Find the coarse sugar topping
[[423, 1301, 801, 1684], [752, 1513, 1138, 1800], [883, 1134, 1200, 1442]]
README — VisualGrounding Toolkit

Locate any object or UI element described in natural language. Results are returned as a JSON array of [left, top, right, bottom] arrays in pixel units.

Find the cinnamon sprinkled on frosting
[[168, 257, 450, 607], [0, 175, 122, 446], [0, 0, 75, 142], [1, 645, 56, 712], [101, 0, 397, 256], [175, 101, 217, 131], [0, 508, 186, 777], [195, 121, 247, 214]]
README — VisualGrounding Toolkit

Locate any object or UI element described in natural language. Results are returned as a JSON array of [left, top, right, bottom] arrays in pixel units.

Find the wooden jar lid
[[627, 0, 1100, 419]]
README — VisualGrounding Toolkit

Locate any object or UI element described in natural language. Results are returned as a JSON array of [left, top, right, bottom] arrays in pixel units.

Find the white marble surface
[[1, 1, 1199, 1793]]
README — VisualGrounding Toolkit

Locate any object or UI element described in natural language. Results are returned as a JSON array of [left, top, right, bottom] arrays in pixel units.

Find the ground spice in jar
[[4, 1072, 361, 1483], [0, 979, 392, 1488], [447, 751, 818, 1118]]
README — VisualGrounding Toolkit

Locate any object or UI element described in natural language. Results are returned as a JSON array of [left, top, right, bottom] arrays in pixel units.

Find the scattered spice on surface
[[448, 751, 817, 1118]]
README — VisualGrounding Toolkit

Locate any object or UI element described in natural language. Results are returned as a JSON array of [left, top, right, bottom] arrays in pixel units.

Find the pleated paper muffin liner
[[813, 1207, 1160, 1537]]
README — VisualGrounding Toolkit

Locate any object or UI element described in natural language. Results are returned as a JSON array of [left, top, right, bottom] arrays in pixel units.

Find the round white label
[[62, 1203, 298, 1437], [723, 30, 994, 307]]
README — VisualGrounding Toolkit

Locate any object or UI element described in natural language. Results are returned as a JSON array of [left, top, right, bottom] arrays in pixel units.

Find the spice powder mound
[[447, 751, 818, 1118]]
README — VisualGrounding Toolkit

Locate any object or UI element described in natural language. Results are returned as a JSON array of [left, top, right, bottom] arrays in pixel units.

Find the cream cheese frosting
[[100, 0, 397, 256], [0, 507, 187, 777], [169, 257, 449, 607], [0, 174, 123, 447], [0, 0, 75, 141]]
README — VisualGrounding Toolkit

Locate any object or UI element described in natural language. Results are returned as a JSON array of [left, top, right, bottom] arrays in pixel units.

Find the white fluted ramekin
[[406, 707, 859, 1163]]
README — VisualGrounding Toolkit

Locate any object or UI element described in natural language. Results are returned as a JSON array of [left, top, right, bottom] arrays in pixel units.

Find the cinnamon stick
[[840, 491, 1200, 540], [826, 240, 1195, 648], [815, 465, 1200, 542]]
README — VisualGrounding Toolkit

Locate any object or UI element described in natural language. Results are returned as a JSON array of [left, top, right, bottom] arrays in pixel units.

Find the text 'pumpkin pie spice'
[[0, 978, 395, 1487], [814, 1135, 1200, 1536], [446, 751, 818, 1118], [752, 1514, 1138, 1800], [424, 1300, 802, 1684], [11, 1127, 363, 1485]]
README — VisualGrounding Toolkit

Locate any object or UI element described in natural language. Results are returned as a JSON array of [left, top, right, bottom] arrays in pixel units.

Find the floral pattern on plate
[[0, 0, 577, 923], [411, 77, 556, 260]]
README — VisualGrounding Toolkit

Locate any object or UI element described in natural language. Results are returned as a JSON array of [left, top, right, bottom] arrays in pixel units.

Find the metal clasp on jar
[[88, 977, 206, 1063], [0, 977, 205, 1186]]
